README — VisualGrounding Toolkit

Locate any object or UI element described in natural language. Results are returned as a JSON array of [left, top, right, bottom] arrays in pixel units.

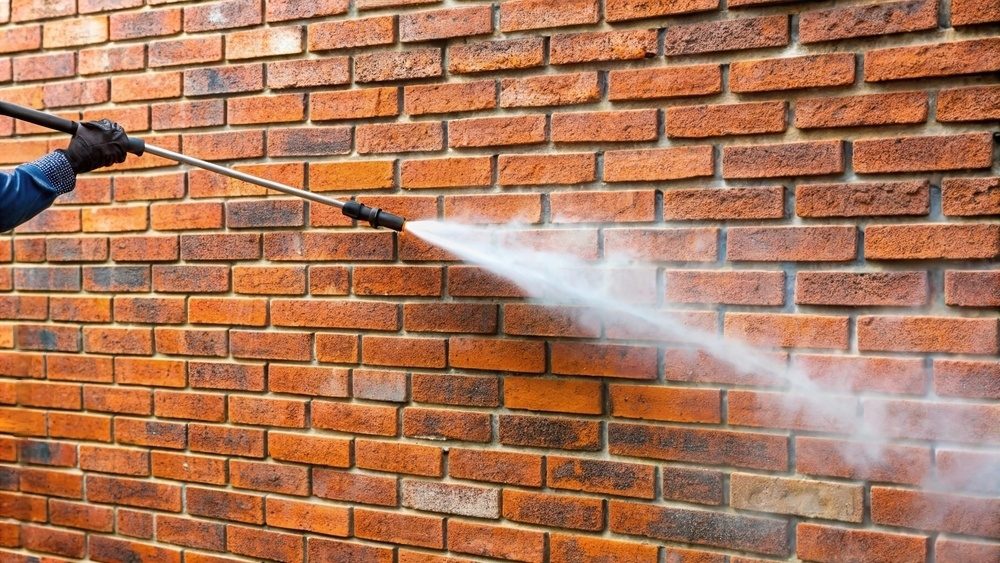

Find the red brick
[[613, 384, 722, 424], [89, 536, 180, 563], [189, 424, 264, 458], [731, 473, 864, 523], [184, 64, 263, 96], [49, 499, 114, 532], [184, 0, 260, 32], [316, 334, 360, 364], [665, 186, 783, 220], [313, 401, 397, 436], [550, 190, 655, 223], [500, 72, 599, 108], [232, 266, 305, 296], [149, 36, 222, 67], [227, 525, 303, 563], [449, 336, 545, 373], [270, 299, 397, 330], [865, 38, 1000, 81], [355, 48, 441, 83], [401, 6, 491, 42], [87, 474, 181, 511], [794, 353, 926, 395], [865, 223, 999, 260], [309, 160, 395, 192], [666, 15, 788, 55], [503, 489, 603, 531], [726, 312, 849, 349], [731, 53, 855, 92], [357, 121, 442, 154], [356, 439, 442, 477], [605, 146, 713, 183], [604, 227, 718, 261], [48, 412, 111, 442], [551, 29, 657, 64], [952, 0, 1000, 24], [186, 487, 263, 524], [606, 0, 718, 21], [444, 193, 542, 224], [935, 448, 1000, 494], [667, 101, 785, 138], [13, 52, 75, 82], [0, 25, 41, 54], [728, 226, 856, 261], [796, 436, 930, 485], [934, 359, 1000, 400], [110, 8, 181, 41], [796, 91, 928, 128], [230, 395, 306, 428], [725, 140, 843, 178], [78, 44, 146, 75], [796, 271, 927, 306], [308, 537, 394, 562], [661, 466, 725, 506], [449, 114, 546, 148], [797, 180, 929, 217], [499, 414, 600, 451], [448, 520, 545, 562], [362, 335, 446, 369], [401, 156, 491, 189], [405, 81, 495, 115], [228, 93, 304, 125], [151, 452, 226, 485], [227, 26, 302, 60], [356, 509, 444, 549], [499, 153, 595, 186], [267, 0, 347, 21], [609, 500, 790, 556], [503, 304, 600, 339], [309, 15, 394, 51], [871, 486, 1000, 537], [501, 376, 600, 415], [19, 467, 83, 498], [269, 432, 350, 467], [266, 497, 350, 537], [20, 525, 85, 558], [942, 176, 1000, 217], [801, 0, 937, 43], [312, 87, 397, 121], [937, 538, 1000, 563], [112, 71, 182, 102], [314, 469, 397, 506], [16, 440, 77, 467], [449, 37, 544, 74], [268, 57, 350, 89], [731, 390, 858, 434], [500, 0, 598, 32], [188, 361, 264, 392], [156, 515, 225, 551], [859, 315, 998, 355], [230, 459, 308, 495], [154, 390, 224, 422], [553, 109, 657, 143], [666, 270, 784, 305], [855, 132, 994, 173]]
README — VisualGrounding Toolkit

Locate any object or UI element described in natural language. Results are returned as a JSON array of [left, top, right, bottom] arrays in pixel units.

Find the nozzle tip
[[342, 201, 406, 232]]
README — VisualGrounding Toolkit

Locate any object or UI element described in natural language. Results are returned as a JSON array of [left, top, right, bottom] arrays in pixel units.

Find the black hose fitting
[[342, 201, 406, 232]]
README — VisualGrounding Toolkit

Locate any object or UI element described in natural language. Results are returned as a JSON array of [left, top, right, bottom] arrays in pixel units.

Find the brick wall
[[1, 0, 999, 561]]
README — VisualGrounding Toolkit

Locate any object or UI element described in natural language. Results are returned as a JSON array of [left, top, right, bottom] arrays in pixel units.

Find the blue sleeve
[[0, 151, 77, 232]]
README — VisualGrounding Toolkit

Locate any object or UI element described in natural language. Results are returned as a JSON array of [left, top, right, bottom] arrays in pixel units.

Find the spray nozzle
[[341, 201, 406, 232]]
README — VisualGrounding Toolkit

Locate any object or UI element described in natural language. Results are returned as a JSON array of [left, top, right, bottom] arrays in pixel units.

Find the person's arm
[[0, 151, 76, 232], [0, 119, 129, 232]]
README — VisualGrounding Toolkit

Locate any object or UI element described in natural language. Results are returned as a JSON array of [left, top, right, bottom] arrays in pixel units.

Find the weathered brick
[[796, 91, 928, 128], [666, 270, 784, 305], [449, 115, 546, 148], [400, 6, 492, 42], [550, 190, 655, 223], [500, 0, 598, 32], [449, 37, 544, 74], [184, 0, 260, 32], [938, 85, 1000, 122], [865, 38, 1000, 81], [865, 223, 999, 260], [945, 270, 1000, 307], [667, 101, 785, 138], [871, 487, 1000, 537], [268, 57, 349, 89], [309, 15, 394, 51], [796, 271, 928, 306], [797, 181, 929, 217], [499, 153, 596, 186], [796, 436, 931, 485], [858, 315, 998, 354], [728, 226, 856, 261], [552, 109, 658, 143], [732, 473, 863, 522], [666, 15, 788, 55], [855, 132, 994, 173], [606, 0, 718, 21], [500, 72, 600, 108], [801, 0, 937, 43], [551, 29, 657, 64], [448, 520, 545, 562], [933, 359, 1000, 400], [604, 146, 714, 182], [355, 48, 441, 83], [726, 312, 849, 349], [110, 8, 181, 41], [404, 81, 495, 115], [731, 53, 855, 92], [797, 523, 928, 563], [724, 140, 844, 178], [445, 193, 543, 224], [937, 538, 1000, 563], [499, 414, 600, 451]]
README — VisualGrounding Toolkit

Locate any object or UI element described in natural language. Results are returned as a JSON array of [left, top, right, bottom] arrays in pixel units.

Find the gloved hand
[[59, 119, 129, 174]]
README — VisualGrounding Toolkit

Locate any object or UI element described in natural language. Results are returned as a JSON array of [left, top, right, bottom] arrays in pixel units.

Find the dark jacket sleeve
[[0, 151, 77, 232]]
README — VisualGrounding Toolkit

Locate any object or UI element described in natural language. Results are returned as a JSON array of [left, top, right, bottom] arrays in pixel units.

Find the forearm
[[0, 151, 76, 232]]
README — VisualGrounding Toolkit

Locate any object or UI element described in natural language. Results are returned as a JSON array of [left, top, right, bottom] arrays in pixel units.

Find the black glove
[[59, 119, 129, 174]]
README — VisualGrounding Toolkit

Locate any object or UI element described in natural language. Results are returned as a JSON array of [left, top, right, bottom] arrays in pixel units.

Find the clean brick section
[[2, 0, 999, 561]]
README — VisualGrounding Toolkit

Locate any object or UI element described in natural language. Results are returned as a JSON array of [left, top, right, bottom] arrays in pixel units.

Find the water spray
[[0, 101, 406, 232]]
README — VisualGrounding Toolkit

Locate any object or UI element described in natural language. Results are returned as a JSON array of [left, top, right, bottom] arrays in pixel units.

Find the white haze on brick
[[407, 220, 999, 499]]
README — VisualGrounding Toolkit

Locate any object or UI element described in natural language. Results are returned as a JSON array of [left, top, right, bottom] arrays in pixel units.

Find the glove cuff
[[33, 151, 77, 195]]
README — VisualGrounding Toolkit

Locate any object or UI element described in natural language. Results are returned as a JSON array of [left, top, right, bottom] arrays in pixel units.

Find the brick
[[939, 85, 1000, 122], [855, 132, 993, 173], [731, 53, 855, 92], [503, 376, 601, 415], [403, 302, 497, 334], [403, 407, 492, 442], [801, 0, 937, 43], [17, 440, 77, 467], [314, 469, 397, 506], [402, 480, 499, 518], [311, 88, 397, 122], [499, 414, 600, 451], [503, 489, 603, 531], [863, 398, 1000, 443], [500, 0, 598, 32], [449, 115, 546, 148], [151, 202, 222, 232], [89, 536, 180, 563], [728, 226, 856, 262], [443, 193, 542, 224], [866, 223, 999, 260], [725, 140, 844, 178], [184, 0, 260, 32], [188, 423, 265, 457], [732, 472, 863, 522], [611, 384, 721, 423], [797, 523, 927, 563], [149, 36, 223, 67], [865, 38, 1000, 81], [155, 327, 227, 357], [797, 91, 928, 129], [604, 227, 718, 262], [362, 335, 445, 369], [666, 15, 788, 55], [357, 121, 442, 154], [184, 64, 263, 96], [551, 29, 657, 64], [355, 48, 441, 83], [309, 16, 394, 51], [45, 79, 111, 109], [151, 452, 226, 485], [19, 467, 83, 498], [228, 94, 304, 125], [726, 312, 849, 349], [356, 439, 442, 477], [936, 448, 1000, 494], [230, 459, 308, 495], [268, 431, 350, 467], [604, 146, 714, 182], [448, 520, 545, 562], [934, 359, 1000, 400], [230, 395, 306, 428], [13, 52, 75, 82], [552, 342, 657, 379], [449, 37, 544, 74], [351, 369, 407, 403], [547, 456, 655, 499], [150, 100, 223, 131], [49, 499, 113, 532], [156, 515, 225, 551], [449, 336, 545, 373], [20, 525, 85, 558], [112, 71, 181, 102], [227, 525, 303, 563], [0, 407, 46, 437], [184, 130, 265, 161], [606, 0, 718, 21], [110, 8, 181, 40], [48, 412, 111, 442], [796, 271, 927, 306], [941, 177, 1000, 216], [871, 487, 1000, 537], [232, 266, 305, 296], [610, 421, 788, 470], [270, 299, 397, 331], [115, 417, 186, 450], [552, 109, 657, 143], [937, 538, 1000, 563], [795, 354, 926, 395], [17, 381, 80, 410], [267, 0, 347, 21], [667, 101, 785, 138], [313, 401, 396, 436], [78, 44, 145, 76], [309, 537, 394, 562], [0, 26, 41, 54], [796, 436, 930, 485], [268, 57, 349, 89], [405, 81, 495, 116], [610, 500, 789, 556], [797, 180, 929, 217], [948, 269, 1000, 308], [661, 466, 725, 505], [154, 390, 224, 422], [227, 26, 302, 60], [666, 270, 784, 306], [187, 362, 264, 392], [952, 0, 1000, 24], [87, 475, 181, 511], [411, 373, 498, 408], [401, 156, 491, 189], [503, 304, 600, 339], [500, 72, 599, 108], [401, 6, 492, 42], [266, 497, 350, 537]]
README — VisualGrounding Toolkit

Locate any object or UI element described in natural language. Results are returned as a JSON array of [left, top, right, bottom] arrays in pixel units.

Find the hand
[[60, 119, 129, 174]]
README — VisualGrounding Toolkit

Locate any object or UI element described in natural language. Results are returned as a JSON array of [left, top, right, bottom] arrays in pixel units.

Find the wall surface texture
[[1, 0, 999, 561]]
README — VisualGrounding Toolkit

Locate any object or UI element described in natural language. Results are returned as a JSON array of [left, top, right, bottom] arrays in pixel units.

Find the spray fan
[[0, 101, 407, 232]]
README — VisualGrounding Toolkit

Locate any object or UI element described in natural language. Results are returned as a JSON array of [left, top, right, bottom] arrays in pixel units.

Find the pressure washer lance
[[0, 101, 406, 232]]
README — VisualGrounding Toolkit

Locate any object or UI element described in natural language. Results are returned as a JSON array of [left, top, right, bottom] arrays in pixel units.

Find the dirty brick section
[[1, 0, 999, 562]]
